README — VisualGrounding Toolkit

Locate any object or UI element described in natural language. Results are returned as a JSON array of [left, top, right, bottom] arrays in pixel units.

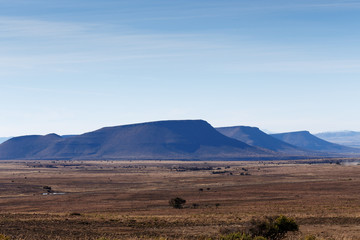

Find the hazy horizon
[[1, 0, 360, 136]]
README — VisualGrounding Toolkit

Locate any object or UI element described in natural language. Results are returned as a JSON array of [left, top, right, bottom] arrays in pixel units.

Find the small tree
[[169, 197, 186, 209]]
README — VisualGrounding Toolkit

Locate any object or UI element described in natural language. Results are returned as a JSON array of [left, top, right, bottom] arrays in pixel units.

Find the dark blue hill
[[0, 134, 62, 159], [271, 131, 360, 154], [217, 126, 309, 155], [0, 120, 276, 160]]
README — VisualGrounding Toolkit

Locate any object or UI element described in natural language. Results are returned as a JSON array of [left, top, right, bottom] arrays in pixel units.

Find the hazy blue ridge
[[315, 131, 360, 148], [271, 131, 360, 154], [216, 126, 311, 156]]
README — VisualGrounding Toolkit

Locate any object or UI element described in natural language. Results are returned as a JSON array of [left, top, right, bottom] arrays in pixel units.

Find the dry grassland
[[0, 160, 359, 239]]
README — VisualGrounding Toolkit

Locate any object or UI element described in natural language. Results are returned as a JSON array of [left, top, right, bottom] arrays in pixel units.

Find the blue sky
[[1, 0, 360, 136]]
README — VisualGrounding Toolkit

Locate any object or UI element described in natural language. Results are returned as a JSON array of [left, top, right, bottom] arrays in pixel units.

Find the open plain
[[0, 160, 359, 239]]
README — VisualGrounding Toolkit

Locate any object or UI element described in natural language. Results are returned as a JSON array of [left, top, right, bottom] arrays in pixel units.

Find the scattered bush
[[253, 237, 267, 240], [218, 215, 298, 240], [303, 235, 317, 240], [220, 232, 253, 240], [192, 203, 199, 209], [169, 197, 186, 209], [220, 232, 266, 240], [69, 212, 81, 216], [248, 215, 298, 240], [43, 186, 52, 192]]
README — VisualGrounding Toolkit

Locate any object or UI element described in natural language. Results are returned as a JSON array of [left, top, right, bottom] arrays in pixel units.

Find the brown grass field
[[0, 159, 359, 239]]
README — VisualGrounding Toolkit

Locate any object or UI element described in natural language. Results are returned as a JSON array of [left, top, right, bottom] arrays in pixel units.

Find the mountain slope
[[216, 126, 308, 155], [315, 131, 360, 148], [0, 134, 62, 159], [0, 120, 275, 160], [271, 131, 360, 154], [0, 137, 10, 144]]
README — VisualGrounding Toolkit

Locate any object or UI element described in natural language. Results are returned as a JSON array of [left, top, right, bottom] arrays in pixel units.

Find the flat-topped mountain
[[0, 120, 275, 160], [271, 131, 360, 154], [216, 126, 308, 155]]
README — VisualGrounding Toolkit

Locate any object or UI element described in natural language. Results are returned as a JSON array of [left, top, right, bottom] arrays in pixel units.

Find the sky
[[1, 0, 360, 136]]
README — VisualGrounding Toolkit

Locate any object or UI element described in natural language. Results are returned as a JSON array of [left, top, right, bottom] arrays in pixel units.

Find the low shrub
[[303, 235, 317, 240], [248, 215, 298, 240], [220, 232, 267, 240], [69, 212, 81, 216], [169, 197, 186, 209], [220, 232, 254, 240]]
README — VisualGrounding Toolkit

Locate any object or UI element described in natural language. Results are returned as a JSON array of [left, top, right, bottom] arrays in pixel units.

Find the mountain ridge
[[0, 137, 11, 144], [216, 126, 309, 155], [3, 120, 359, 160], [271, 130, 360, 154], [0, 120, 276, 160], [315, 131, 360, 148]]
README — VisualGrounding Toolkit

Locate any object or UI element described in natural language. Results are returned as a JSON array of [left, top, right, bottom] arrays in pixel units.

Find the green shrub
[[248, 215, 298, 240], [220, 232, 254, 240], [219, 232, 268, 240], [303, 235, 317, 240]]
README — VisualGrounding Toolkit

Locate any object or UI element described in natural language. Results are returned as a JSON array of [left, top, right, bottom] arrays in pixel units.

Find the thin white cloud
[[226, 59, 360, 73], [2, 84, 112, 97], [0, 17, 92, 38], [0, 17, 237, 74], [209, 0, 360, 13], [0, 11, 359, 77], [302, 0, 360, 8]]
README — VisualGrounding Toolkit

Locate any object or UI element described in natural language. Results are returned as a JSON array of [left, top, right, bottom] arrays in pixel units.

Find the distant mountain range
[[271, 131, 360, 154], [315, 131, 360, 148], [0, 120, 275, 160], [216, 126, 308, 155], [1, 120, 359, 160]]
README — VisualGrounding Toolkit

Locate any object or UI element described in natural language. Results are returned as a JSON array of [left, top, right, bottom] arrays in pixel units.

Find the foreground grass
[[0, 213, 358, 240]]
